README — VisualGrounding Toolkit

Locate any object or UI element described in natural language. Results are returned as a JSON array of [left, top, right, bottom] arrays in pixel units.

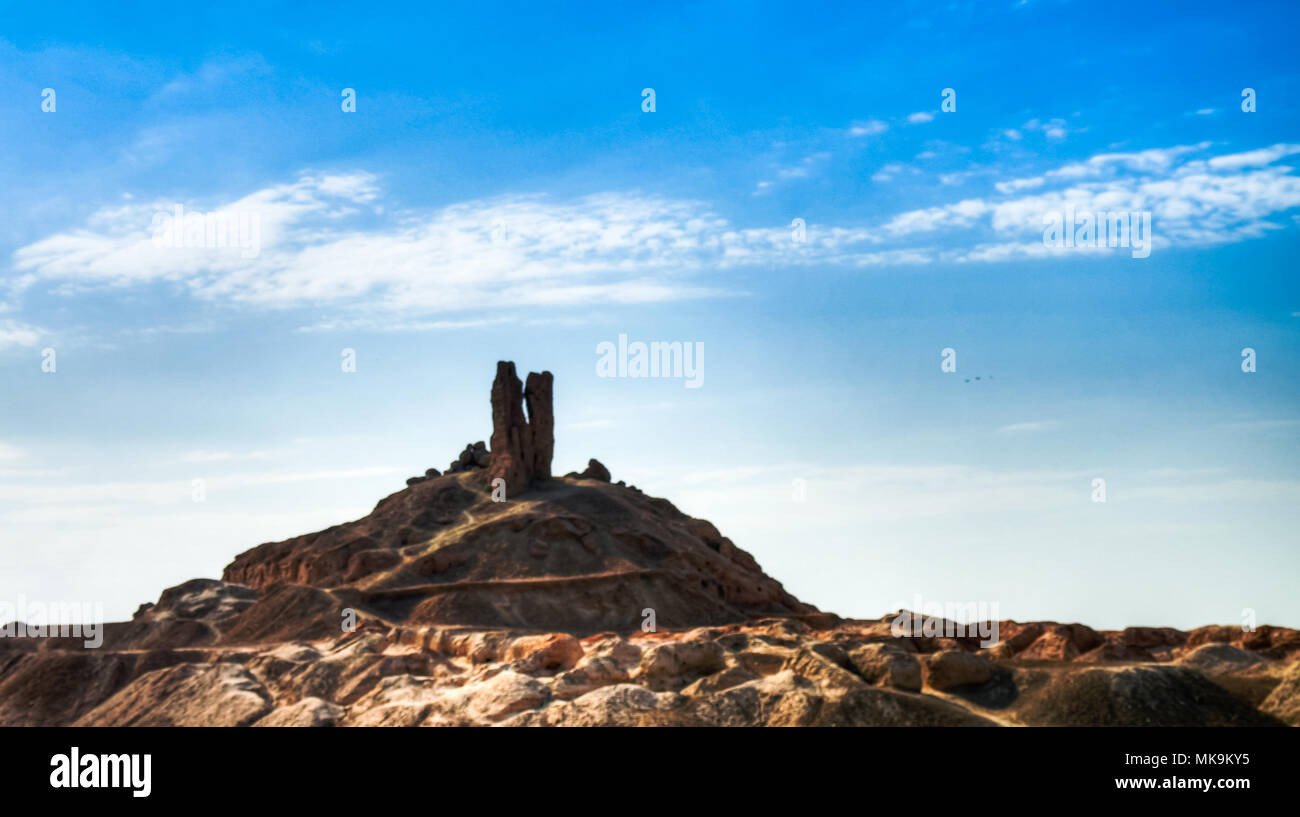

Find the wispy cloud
[[11, 177, 747, 312], [848, 119, 889, 137], [1021, 117, 1075, 141], [0, 319, 41, 350], [10, 142, 1300, 326], [150, 54, 272, 102], [880, 142, 1300, 259]]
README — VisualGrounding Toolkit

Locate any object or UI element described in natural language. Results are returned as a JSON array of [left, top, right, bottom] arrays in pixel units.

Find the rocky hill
[[1, 361, 1295, 726]]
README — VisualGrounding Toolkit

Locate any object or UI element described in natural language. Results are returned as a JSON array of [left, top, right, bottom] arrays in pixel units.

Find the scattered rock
[[681, 665, 762, 695], [513, 683, 687, 726], [636, 640, 726, 691], [505, 633, 584, 673], [447, 441, 490, 473], [848, 642, 922, 691], [552, 657, 631, 699], [923, 650, 995, 691], [1017, 630, 1079, 661], [579, 458, 611, 482], [460, 669, 550, 722], [142, 578, 258, 624]]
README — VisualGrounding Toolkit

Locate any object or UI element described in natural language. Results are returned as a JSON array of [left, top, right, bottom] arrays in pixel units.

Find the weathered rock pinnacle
[[489, 361, 553, 495], [524, 371, 554, 480]]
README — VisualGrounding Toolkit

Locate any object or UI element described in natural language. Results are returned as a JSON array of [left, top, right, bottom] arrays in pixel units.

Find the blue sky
[[1, 0, 1298, 628]]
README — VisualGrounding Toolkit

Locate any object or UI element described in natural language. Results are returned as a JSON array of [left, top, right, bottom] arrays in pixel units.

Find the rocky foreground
[[1, 565, 1296, 726], [2, 362, 1296, 726]]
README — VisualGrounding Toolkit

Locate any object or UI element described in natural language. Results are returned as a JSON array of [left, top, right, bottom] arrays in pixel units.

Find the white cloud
[[0, 319, 41, 350], [13, 175, 943, 316], [10, 141, 1300, 319], [907, 112, 935, 124], [871, 162, 906, 182], [1021, 117, 1077, 141], [883, 142, 1300, 258], [152, 55, 271, 101], [13, 178, 748, 311], [294, 316, 515, 333], [756, 151, 833, 191], [848, 119, 889, 137], [1046, 143, 1211, 180], [995, 177, 1045, 194], [883, 198, 991, 235], [1207, 144, 1300, 170]]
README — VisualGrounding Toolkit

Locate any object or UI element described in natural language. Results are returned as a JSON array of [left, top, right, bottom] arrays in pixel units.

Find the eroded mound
[[223, 472, 816, 633]]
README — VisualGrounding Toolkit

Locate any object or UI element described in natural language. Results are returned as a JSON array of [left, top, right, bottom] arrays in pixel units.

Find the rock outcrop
[[488, 361, 553, 497], [220, 361, 812, 633], [523, 371, 554, 481], [579, 458, 611, 482]]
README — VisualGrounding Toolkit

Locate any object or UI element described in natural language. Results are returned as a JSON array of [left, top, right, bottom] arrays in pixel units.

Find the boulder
[[579, 458, 611, 482], [505, 633, 584, 673], [848, 642, 922, 691], [143, 578, 258, 624], [923, 650, 995, 691], [636, 640, 726, 691]]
